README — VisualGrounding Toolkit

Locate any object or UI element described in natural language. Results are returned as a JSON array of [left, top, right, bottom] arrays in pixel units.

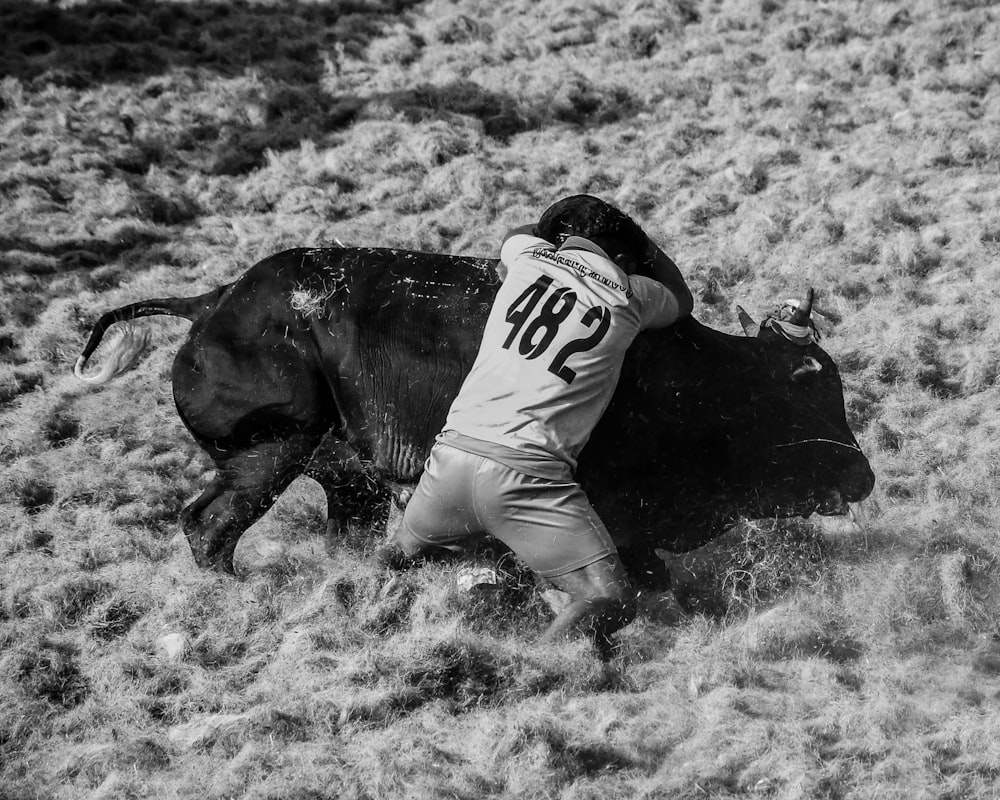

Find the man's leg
[[540, 554, 637, 655], [480, 465, 637, 653], [378, 444, 483, 569]]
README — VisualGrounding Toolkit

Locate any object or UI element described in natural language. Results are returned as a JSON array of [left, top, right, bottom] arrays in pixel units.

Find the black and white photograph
[[1, 0, 999, 797]]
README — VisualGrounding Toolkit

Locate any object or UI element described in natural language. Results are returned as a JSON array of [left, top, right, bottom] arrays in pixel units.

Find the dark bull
[[75, 247, 874, 582]]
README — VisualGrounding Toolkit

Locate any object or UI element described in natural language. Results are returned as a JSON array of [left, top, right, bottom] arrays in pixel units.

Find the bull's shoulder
[[629, 316, 748, 371]]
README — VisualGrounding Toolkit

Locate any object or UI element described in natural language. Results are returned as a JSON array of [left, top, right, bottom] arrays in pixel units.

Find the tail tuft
[[74, 322, 152, 385]]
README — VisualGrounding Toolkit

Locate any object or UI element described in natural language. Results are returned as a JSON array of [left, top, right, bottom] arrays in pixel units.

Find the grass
[[3, 0, 1000, 797]]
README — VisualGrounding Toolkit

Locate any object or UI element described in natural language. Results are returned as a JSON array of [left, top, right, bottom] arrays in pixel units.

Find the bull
[[75, 246, 874, 584]]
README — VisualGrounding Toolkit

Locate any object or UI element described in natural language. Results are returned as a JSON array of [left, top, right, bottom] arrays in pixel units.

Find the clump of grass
[[0, 330, 19, 359], [603, 23, 660, 58], [386, 80, 535, 142], [694, 255, 754, 307], [822, 526, 999, 654], [89, 592, 151, 640], [835, 279, 872, 301], [730, 160, 770, 194], [861, 40, 911, 80], [20, 296, 93, 365], [11, 475, 56, 515], [869, 195, 929, 232], [431, 554, 551, 636], [793, 203, 846, 246], [409, 121, 475, 169], [492, 714, 639, 783], [549, 74, 636, 125], [429, 13, 494, 45], [880, 231, 942, 278], [130, 661, 191, 725], [5, 525, 55, 557], [40, 406, 80, 447], [338, 631, 615, 726], [358, 574, 418, 636], [737, 601, 864, 663], [1, 578, 35, 621], [367, 26, 424, 66], [207, 80, 354, 177], [912, 333, 961, 397], [0, 366, 43, 405], [670, 519, 830, 616], [129, 189, 200, 226], [685, 193, 739, 232], [721, 520, 830, 612], [15, 636, 89, 708], [59, 736, 172, 787], [40, 575, 115, 626], [399, 636, 505, 711]]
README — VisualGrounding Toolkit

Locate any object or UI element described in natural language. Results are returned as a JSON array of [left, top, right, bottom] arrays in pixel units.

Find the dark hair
[[536, 194, 648, 271]]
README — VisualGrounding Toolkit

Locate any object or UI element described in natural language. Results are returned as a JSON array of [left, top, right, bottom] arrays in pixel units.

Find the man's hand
[[644, 242, 694, 319], [497, 223, 539, 281]]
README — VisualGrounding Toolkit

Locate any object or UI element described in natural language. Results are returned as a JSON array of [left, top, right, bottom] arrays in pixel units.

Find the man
[[379, 195, 694, 653]]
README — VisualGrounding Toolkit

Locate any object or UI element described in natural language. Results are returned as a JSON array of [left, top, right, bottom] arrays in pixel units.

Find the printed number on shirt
[[502, 276, 611, 384]]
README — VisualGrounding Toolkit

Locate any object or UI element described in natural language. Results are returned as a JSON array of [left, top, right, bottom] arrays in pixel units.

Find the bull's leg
[[181, 434, 319, 573], [306, 435, 368, 541], [314, 471, 390, 553], [311, 467, 370, 541], [618, 542, 673, 590], [540, 554, 637, 659]]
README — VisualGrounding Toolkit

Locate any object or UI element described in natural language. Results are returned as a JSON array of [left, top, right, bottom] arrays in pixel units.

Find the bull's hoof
[[183, 530, 237, 575], [193, 549, 237, 575], [206, 542, 237, 574]]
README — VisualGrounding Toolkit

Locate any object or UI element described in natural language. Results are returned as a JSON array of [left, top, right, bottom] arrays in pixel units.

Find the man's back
[[443, 232, 680, 470]]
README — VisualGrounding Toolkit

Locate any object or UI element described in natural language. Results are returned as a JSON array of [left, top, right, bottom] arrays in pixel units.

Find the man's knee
[[383, 518, 466, 567], [386, 521, 427, 558]]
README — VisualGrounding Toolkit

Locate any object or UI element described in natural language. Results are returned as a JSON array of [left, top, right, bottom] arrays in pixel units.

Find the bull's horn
[[789, 288, 814, 326], [736, 305, 760, 337]]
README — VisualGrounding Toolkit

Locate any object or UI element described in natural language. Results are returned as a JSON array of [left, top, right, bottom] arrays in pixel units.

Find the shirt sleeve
[[629, 275, 681, 330], [499, 234, 554, 275]]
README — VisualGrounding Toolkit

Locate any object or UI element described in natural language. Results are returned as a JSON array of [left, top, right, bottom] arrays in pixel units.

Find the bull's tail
[[74, 288, 225, 385]]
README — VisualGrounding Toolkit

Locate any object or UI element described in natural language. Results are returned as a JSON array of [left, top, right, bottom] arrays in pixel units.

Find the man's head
[[536, 195, 649, 275]]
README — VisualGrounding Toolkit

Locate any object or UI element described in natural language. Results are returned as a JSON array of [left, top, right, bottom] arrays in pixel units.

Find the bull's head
[[565, 286, 876, 555], [730, 288, 874, 518]]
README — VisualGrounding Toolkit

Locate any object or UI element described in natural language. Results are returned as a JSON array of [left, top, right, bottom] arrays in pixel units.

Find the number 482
[[501, 275, 611, 384]]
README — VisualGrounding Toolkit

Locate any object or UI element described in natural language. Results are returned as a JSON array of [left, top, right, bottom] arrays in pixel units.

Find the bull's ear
[[791, 356, 823, 382], [736, 305, 760, 337]]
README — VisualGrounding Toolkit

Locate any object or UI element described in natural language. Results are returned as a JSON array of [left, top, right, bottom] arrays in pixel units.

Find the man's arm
[[496, 223, 538, 281], [503, 223, 538, 241], [644, 242, 694, 319]]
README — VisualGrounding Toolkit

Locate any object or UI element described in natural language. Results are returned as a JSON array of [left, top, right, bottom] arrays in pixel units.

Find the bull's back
[[294, 248, 499, 478]]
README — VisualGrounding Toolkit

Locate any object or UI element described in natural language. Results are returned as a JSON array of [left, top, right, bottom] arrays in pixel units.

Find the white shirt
[[441, 233, 680, 472]]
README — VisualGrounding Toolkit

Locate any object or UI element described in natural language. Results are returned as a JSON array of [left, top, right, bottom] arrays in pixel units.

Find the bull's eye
[[791, 356, 823, 383]]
